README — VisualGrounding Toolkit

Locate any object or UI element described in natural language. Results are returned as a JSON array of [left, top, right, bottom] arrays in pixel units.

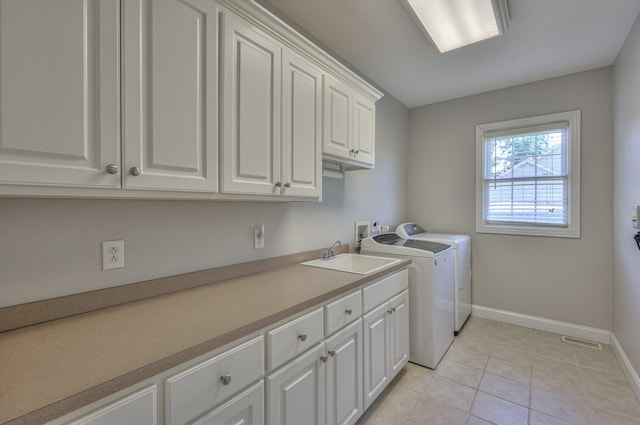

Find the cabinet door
[[67, 386, 156, 425], [266, 343, 325, 425], [325, 319, 363, 425], [221, 12, 281, 195], [388, 290, 410, 377], [0, 0, 119, 188], [352, 93, 375, 166], [281, 50, 322, 198], [322, 75, 352, 160], [122, 0, 218, 192], [190, 381, 264, 425], [362, 302, 389, 409]]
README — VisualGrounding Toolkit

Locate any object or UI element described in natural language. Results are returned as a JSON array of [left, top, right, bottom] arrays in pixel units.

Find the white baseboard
[[611, 333, 640, 402], [471, 305, 611, 344]]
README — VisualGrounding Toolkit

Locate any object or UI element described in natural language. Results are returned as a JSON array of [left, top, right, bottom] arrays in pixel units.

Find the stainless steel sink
[[301, 253, 401, 275]]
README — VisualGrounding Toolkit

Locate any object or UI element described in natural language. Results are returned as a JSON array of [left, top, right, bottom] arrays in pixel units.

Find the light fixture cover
[[402, 0, 510, 53]]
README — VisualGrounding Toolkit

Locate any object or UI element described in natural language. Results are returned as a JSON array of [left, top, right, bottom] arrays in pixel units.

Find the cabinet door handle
[[320, 355, 328, 363], [275, 181, 283, 187], [387, 309, 394, 315], [345, 308, 353, 315], [349, 149, 355, 155], [105, 164, 119, 174], [220, 374, 232, 386], [328, 350, 336, 357], [129, 167, 141, 176], [354, 150, 360, 155], [284, 182, 291, 188], [298, 333, 307, 342]]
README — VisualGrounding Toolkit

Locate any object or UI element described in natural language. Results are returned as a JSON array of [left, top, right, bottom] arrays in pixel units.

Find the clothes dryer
[[397, 223, 471, 334]]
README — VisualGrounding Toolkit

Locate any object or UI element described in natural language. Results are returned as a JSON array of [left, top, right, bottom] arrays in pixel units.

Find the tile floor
[[355, 317, 640, 425]]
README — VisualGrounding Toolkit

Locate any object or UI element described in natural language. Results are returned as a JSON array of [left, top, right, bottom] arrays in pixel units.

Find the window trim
[[475, 110, 581, 238]]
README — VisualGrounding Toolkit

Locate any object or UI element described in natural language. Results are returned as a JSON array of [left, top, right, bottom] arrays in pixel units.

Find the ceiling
[[263, 0, 640, 108]]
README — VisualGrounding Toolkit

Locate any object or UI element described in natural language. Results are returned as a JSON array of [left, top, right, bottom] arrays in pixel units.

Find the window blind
[[483, 124, 569, 227]]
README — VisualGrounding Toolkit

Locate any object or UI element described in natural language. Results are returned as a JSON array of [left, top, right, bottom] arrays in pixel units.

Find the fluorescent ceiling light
[[402, 0, 510, 53]]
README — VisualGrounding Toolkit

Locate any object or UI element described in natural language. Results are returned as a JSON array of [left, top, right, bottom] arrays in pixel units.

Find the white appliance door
[[454, 238, 472, 332]]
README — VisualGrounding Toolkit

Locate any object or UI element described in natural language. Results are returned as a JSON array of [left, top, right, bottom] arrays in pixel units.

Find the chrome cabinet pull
[[345, 308, 353, 315], [105, 164, 118, 174], [320, 355, 328, 363], [298, 333, 307, 342], [130, 167, 141, 176], [220, 375, 232, 386], [275, 181, 283, 187], [284, 182, 291, 188], [328, 350, 336, 357]]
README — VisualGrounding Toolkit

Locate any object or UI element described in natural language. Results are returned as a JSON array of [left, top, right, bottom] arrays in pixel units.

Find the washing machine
[[361, 233, 455, 369], [397, 223, 471, 334]]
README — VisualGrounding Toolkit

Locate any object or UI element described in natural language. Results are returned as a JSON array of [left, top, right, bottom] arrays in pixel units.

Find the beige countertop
[[0, 254, 410, 425]]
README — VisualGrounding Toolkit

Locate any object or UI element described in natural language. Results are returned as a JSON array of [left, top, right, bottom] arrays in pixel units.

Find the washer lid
[[371, 233, 451, 253]]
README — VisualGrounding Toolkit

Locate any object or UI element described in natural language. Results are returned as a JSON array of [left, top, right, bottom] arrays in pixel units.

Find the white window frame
[[475, 110, 581, 238]]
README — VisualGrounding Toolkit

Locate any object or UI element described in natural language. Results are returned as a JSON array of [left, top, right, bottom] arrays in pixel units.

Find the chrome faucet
[[323, 240, 342, 260]]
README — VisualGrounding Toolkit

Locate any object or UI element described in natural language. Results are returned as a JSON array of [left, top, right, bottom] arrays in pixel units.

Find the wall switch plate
[[254, 225, 265, 249], [102, 240, 125, 270]]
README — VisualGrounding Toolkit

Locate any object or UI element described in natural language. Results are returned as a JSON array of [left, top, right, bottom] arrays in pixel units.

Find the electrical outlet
[[102, 240, 125, 270], [254, 224, 264, 249]]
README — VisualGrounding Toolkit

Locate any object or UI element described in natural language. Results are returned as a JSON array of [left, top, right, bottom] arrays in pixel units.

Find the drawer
[[67, 386, 157, 425], [363, 269, 409, 312], [165, 336, 264, 425], [324, 290, 362, 336], [267, 307, 324, 371]]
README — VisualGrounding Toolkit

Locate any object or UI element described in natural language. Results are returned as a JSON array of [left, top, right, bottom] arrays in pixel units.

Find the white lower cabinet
[[325, 319, 363, 425], [362, 272, 410, 409], [266, 342, 326, 425], [190, 381, 264, 425], [66, 386, 157, 425]]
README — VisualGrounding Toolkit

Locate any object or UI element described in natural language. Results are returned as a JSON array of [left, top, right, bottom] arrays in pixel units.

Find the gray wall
[[408, 68, 614, 330], [0, 93, 409, 308], [613, 13, 640, 375]]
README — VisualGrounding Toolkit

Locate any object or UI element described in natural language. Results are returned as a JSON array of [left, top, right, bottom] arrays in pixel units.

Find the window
[[476, 110, 580, 238]]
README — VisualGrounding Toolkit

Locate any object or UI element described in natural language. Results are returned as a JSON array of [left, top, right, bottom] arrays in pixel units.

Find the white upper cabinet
[[221, 12, 282, 196], [323, 75, 377, 170], [122, 0, 219, 192], [0, 0, 120, 188], [281, 50, 323, 198], [323, 75, 352, 160]]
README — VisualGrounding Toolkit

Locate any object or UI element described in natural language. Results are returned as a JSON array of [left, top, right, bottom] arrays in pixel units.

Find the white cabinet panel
[[0, 0, 119, 187], [166, 336, 264, 425], [323, 75, 352, 159], [363, 270, 409, 313], [267, 308, 324, 371], [388, 290, 410, 377], [281, 50, 322, 198], [122, 0, 218, 192], [325, 319, 363, 425], [324, 290, 362, 337], [67, 386, 156, 425], [221, 12, 281, 195], [352, 93, 375, 166], [266, 343, 326, 425], [190, 381, 264, 425], [362, 303, 389, 409]]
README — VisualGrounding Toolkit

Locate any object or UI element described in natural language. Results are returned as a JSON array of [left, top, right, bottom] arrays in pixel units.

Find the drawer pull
[[387, 308, 395, 315], [328, 350, 336, 357], [320, 355, 328, 363], [298, 333, 308, 342], [345, 308, 353, 315], [220, 374, 232, 386]]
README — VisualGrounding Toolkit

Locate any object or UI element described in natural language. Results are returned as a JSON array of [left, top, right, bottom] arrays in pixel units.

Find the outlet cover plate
[[102, 240, 125, 270]]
